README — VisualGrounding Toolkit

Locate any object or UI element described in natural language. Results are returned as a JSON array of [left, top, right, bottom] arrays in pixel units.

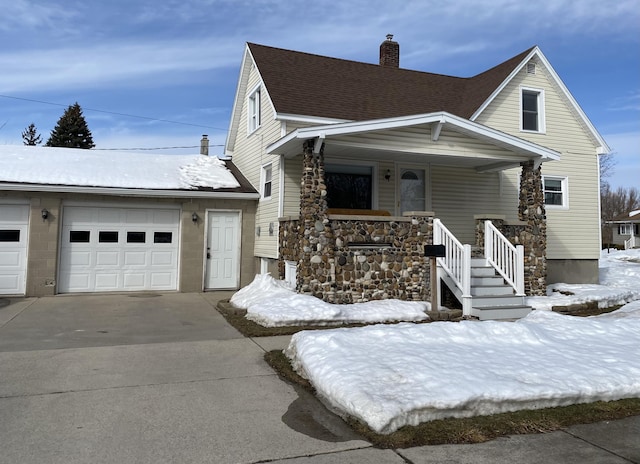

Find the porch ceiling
[[268, 112, 560, 171]]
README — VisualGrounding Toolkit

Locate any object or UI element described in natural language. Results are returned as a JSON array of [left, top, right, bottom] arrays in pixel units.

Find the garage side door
[[0, 204, 29, 295], [205, 211, 240, 289], [59, 206, 179, 293]]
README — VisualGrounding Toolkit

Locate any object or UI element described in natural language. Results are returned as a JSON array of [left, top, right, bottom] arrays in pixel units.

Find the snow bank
[[286, 306, 640, 434], [231, 274, 429, 327]]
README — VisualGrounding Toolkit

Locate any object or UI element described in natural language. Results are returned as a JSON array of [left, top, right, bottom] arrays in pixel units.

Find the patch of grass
[[265, 349, 640, 448], [216, 299, 368, 337]]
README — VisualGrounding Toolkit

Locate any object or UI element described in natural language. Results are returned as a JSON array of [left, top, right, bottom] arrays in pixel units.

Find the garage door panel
[[0, 250, 21, 267], [0, 205, 29, 295], [64, 274, 92, 292], [123, 273, 146, 288], [95, 251, 120, 266], [151, 250, 174, 266], [95, 273, 119, 289], [59, 206, 179, 293], [124, 251, 147, 266]]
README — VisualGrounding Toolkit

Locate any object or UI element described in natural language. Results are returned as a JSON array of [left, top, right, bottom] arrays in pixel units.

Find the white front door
[[59, 206, 180, 293], [399, 167, 427, 214], [0, 204, 29, 295], [205, 211, 240, 289]]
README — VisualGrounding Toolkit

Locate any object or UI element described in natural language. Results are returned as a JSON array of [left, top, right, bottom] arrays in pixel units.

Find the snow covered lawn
[[280, 248, 640, 434], [285, 305, 640, 434]]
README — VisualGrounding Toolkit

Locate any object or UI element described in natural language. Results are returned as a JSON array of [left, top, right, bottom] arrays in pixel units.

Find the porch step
[[470, 305, 533, 321], [471, 284, 514, 296], [471, 294, 526, 307], [471, 275, 505, 286]]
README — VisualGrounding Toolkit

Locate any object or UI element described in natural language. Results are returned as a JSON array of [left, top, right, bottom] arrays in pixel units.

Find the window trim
[[520, 86, 546, 134], [260, 163, 273, 201], [618, 224, 632, 235], [542, 175, 568, 210], [248, 85, 261, 134]]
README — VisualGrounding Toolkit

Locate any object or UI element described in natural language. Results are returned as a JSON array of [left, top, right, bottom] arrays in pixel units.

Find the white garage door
[[0, 204, 29, 295], [59, 206, 180, 293]]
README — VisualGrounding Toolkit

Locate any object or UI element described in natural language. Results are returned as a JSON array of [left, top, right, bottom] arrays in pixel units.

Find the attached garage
[[0, 145, 258, 297], [0, 203, 29, 295], [59, 205, 180, 293]]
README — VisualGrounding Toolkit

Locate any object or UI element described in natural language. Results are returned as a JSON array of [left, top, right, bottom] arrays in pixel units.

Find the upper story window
[[261, 163, 272, 200], [543, 175, 568, 209], [521, 87, 545, 133], [248, 86, 261, 133]]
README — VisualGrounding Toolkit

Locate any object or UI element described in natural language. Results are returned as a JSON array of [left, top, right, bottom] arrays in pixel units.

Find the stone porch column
[[519, 160, 547, 295], [298, 139, 333, 298]]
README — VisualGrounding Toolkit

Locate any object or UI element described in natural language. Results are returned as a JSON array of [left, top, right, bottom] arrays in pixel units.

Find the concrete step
[[471, 294, 525, 307], [470, 305, 533, 321], [470, 266, 496, 277], [470, 258, 487, 266], [471, 275, 506, 286], [471, 285, 515, 296]]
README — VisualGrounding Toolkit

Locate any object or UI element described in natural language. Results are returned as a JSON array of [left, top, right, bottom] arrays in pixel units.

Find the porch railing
[[485, 220, 525, 296], [625, 235, 638, 250], [433, 218, 471, 300]]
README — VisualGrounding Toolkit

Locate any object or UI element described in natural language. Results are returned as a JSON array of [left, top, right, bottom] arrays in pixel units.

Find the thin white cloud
[[602, 131, 640, 189], [0, 0, 78, 31]]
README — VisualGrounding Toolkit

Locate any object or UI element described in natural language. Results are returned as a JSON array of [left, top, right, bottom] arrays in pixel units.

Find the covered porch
[[270, 112, 559, 317]]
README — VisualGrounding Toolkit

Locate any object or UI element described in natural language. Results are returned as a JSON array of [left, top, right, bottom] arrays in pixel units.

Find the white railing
[[433, 218, 471, 300], [485, 220, 525, 296], [625, 235, 638, 250]]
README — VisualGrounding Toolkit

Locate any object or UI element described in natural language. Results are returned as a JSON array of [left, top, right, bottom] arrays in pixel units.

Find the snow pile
[[231, 274, 429, 327], [0, 145, 239, 190], [527, 248, 640, 311], [285, 306, 640, 434]]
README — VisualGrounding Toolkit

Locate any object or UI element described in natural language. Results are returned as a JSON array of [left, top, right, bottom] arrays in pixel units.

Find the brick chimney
[[379, 34, 399, 68], [200, 134, 209, 156]]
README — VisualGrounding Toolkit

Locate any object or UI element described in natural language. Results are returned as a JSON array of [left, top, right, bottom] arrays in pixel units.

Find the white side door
[[398, 167, 428, 214], [205, 211, 240, 289], [0, 204, 29, 295]]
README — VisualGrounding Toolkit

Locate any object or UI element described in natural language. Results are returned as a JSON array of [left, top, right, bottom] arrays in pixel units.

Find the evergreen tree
[[21, 123, 42, 145], [45, 102, 95, 149]]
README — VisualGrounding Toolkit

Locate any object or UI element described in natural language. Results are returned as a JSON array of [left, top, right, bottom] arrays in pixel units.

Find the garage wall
[[2, 191, 256, 296]]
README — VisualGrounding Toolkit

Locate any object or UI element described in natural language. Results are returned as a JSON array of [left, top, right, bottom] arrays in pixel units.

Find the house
[[608, 210, 640, 249], [0, 143, 258, 297], [224, 37, 609, 318]]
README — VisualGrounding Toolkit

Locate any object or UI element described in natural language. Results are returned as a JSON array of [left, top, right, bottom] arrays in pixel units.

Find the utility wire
[[0, 94, 228, 131], [93, 144, 225, 151]]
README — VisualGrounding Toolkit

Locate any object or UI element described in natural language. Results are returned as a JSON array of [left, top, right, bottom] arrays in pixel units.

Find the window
[[69, 231, 90, 243], [98, 231, 118, 243], [618, 224, 631, 235], [127, 231, 146, 243], [0, 230, 20, 242], [261, 164, 272, 200], [543, 176, 568, 208], [325, 163, 373, 210], [154, 232, 172, 243], [248, 87, 261, 133], [521, 88, 545, 132]]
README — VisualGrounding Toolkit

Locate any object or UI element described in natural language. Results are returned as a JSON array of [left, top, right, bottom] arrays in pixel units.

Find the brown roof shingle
[[248, 43, 535, 121]]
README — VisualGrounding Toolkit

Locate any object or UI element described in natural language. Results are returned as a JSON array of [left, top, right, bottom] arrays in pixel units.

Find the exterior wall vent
[[526, 63, 536, 75]]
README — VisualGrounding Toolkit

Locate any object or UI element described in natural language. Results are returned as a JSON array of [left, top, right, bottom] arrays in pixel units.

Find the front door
[[205, 211, 240, 289], [399, 167, 427, 214]]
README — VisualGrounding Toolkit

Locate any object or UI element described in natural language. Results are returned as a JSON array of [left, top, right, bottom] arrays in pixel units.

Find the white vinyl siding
[[229, 62, 282, 258], [475, 59, 601, 259], [431, 166, 503, 244]]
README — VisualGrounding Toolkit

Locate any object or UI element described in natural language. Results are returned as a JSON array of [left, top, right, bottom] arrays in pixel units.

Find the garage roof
[[0, 145, 258, 198]]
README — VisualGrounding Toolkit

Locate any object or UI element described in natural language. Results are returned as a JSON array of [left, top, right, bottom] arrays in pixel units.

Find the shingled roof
[[248, 43, 535, 122]]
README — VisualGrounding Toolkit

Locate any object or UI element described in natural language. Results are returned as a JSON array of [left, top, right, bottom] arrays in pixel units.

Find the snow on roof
[[0, 145, 240, 190]]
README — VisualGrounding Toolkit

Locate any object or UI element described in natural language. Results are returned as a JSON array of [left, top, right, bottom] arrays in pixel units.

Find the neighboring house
[[0, 144, 258, 297], [224, 37, 609, 319], [608, 210, 640, 249]]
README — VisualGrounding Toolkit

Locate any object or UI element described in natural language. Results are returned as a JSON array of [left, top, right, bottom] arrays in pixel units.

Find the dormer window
[[248, 86, 261, 133], [521, 87, 545, 133]]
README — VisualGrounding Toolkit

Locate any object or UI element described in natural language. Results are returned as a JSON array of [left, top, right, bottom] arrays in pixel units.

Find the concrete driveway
[[0, 293, 638, 464]]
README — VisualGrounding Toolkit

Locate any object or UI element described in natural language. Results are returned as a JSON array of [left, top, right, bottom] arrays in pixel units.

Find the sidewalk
[[0, 293, 637, 463]]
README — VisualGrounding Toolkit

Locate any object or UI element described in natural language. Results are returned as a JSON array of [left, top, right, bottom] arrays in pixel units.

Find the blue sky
[[1, 0, 638, 189]]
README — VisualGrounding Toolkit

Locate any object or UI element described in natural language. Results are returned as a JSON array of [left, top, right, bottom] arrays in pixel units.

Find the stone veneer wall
[[474, 160, 547, 296], [281, 139, 434, 303]]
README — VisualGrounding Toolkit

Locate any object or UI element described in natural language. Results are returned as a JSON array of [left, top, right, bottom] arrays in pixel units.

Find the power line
[[93, 144, 225, 151], [0, 94, 228, 131]]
